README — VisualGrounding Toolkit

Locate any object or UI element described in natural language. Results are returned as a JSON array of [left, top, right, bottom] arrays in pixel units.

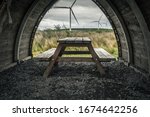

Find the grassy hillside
[[32, 29, 118, 58]]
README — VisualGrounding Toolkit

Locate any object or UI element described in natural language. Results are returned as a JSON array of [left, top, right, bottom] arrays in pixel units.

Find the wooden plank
[[94, 48, 116, 61], [74, 37, 83, 43], [66, 37, 76, 43], [58, 37, 91, 44], [87, 44, 105, 75], [83, 37, 91, 41], [62, 43, 90, 47], [57, 37, 68, 43], [35, 48, 56, 60], [65, 37, 83, 44], [99, 48, 114, 58], [82, 37, 91, 43], [95, 48, 107, 58], [98, 51, 107, 58], [0, 62, 17, 72]]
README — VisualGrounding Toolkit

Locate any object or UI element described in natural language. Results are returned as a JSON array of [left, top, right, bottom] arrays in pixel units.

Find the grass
[[32, 29, 118, 58]]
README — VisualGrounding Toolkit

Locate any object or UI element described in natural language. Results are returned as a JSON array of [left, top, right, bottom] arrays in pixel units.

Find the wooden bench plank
[[35, 48, 56, 61], [82, 37, 91, 42], [82, 37, 91, 43], [35, 47, 116, 62], [65, 37, 76, 43], [58, 37, 91, 44], [94, 48, 116, 62], [57, 37, 69, 43], [75, 37, 83, 43], [95, 48, 106, 58], [99, 48, 114, 58]]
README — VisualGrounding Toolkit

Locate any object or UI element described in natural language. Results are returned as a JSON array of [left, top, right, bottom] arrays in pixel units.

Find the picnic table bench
[[42, 37, 115, 78], [36, 48, 116, 62]]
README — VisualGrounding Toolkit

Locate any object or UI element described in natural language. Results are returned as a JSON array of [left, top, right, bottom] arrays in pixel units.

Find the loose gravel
[[0, 59, 150, 100]]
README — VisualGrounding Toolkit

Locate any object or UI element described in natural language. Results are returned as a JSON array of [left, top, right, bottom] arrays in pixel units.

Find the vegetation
[[32, 29, 118, 58]]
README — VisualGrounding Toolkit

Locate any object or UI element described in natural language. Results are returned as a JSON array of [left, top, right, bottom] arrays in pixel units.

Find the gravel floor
[[0, 59, 150, 100]]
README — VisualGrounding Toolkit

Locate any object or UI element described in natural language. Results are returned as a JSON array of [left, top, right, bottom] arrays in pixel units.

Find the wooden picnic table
[[43, 37, 105, 78]]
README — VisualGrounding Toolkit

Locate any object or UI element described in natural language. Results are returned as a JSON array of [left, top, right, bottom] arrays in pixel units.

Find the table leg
[[88, 44, 105, 75], [43, 44, 64, 78], [54, 46, 66, 65]]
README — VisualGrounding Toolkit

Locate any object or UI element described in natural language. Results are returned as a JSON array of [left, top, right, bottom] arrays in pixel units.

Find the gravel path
[[0, 59, 150, 100]]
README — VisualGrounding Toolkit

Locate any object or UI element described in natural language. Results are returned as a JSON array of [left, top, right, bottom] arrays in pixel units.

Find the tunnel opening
[[14, 0, 132, 66], [32, 0, 119, 60]]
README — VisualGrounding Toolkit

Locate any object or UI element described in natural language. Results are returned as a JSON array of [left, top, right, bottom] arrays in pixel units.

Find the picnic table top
[[57, 37, 91, 44]]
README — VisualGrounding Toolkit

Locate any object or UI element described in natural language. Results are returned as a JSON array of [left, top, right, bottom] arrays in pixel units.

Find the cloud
[[54, 0, 96, 7], [38, 0, 112, 30]]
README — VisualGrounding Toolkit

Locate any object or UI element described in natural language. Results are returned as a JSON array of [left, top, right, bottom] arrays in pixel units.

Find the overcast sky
[[38, 0, 112, 30]]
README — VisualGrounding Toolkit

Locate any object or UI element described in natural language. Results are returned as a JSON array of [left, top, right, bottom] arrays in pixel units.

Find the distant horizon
[[37, 27, 113, 31]]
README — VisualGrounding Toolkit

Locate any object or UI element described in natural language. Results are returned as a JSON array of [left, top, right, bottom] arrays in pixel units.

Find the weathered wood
[[57, 37, 69, 43], [61, 43, 90, 47], [43, 44, 64, 78], [82, 37, 91, 43], [88, 44, 105, 75], [94, 48, 116, 62], [35, 48, 116, 62], [35, 48, 56, 61], [65, 37, 76, 43], [57, 37, 91, 44], [43, 37, 106, 78], [75, 37, 83, 43]]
